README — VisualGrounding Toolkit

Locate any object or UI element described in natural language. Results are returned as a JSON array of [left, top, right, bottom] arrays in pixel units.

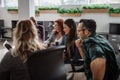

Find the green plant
[[39, 6, 59, 10], [109, 8, 120, 14], [7, 7, 18, 11], [35, 10, 39, 14], [58, 8, 82, 14], [82, 4, 111, 9]]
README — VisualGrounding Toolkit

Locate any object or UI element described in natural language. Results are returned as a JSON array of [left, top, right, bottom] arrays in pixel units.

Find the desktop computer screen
[[0, 20, 4, 27], [109, 23, 120, 35]]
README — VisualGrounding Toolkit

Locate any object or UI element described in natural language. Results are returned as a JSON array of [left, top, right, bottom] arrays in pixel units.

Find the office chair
[[63, 47, 85, 80], [0, 28, 7, 41], [64, 47, 84, 73], [69, 59, 84, 72], [64, 57, 84, 74], [37, 24, 45, 41], [26, 45, 67, 80]]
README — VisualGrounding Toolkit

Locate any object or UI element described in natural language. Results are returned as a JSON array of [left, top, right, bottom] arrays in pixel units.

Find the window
[[1, 0, 120, 8], [5, 0, 18, 7], [4, 0, 61, 7], [90, 0, 120, 4], [63, 0, 89, 5], [34, 0, 39, 6], [62, 0, 120, 5], [38, 0, 61, 6]]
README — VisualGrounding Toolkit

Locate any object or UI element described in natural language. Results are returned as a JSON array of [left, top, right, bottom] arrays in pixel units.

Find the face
[[63, 23, 70, 35], [53, 22, 60, 32], [77, 23, 87, 39]]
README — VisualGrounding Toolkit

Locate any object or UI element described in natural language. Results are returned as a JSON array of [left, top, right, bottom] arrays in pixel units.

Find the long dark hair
[[64, 19, 77, 58]]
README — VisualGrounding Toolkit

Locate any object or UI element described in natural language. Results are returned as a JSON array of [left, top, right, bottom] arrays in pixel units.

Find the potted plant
[[35, 10, 40, 16], [82, 4, 110, 13], [39, 6, 59, 13], [58, 8, 82, 17], [109, 8, 120, 17], [7, 7, 18, 14]]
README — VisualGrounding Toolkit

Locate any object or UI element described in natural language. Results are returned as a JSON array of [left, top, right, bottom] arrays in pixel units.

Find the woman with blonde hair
[[0, 19, 46, 80], [13, 19, 46, 61], [30, 16, 37, 25]]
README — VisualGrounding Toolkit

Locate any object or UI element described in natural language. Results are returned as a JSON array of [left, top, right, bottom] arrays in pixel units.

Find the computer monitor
[[0, 19, 4, 27], [12, 20, 18, 28], [109, 23, 120, 35]]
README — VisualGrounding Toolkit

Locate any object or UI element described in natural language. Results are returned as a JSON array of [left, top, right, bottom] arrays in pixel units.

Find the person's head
[[30, 16, 37, 25], [53, 19, 64, 35], [63, 18, 77, 41], [14, 19, 38, 42], [77, 19, 96, 39], [13, 19, 45, 62]]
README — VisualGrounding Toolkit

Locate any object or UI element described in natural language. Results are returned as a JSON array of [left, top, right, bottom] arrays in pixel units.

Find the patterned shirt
[[82, 33, 118, 80]]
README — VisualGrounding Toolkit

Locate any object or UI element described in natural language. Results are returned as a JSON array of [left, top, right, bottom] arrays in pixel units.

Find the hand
[[52, 29, 56, 33], [75, 39, 84, 59], [75, 39, 83, 48], [50, 42, 55, 47]]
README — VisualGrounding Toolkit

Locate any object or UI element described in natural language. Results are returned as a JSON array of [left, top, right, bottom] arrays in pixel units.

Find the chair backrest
[[26, 45, 66, 80], [37, 25, 45, 41]]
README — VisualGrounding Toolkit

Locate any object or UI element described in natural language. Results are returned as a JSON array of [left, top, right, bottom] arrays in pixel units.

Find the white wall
[[0, 7, 18, 27], [0, 7, 120, 33]]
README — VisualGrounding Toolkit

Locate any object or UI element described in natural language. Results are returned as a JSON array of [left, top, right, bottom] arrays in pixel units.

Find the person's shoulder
[[83, 37, 98, 49], [85, 33, 101, 44], [62, 35, 67, 39], [0, 51, 13, 66], [84, 37, 95, 44], [0, 51, 10, 61], [1, 50, 20, 63], [62, 35, 67, 41]]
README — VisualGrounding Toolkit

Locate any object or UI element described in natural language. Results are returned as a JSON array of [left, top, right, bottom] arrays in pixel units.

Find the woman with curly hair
[[45, 18, 66, 46], [0, 19, 46, 80]]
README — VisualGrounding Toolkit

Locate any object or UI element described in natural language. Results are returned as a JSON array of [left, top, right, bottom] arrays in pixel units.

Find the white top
[[54, 36, 63, 45]]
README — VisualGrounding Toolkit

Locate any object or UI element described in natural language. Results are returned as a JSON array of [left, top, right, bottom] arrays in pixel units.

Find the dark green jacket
[[83, 33, 118, 80]]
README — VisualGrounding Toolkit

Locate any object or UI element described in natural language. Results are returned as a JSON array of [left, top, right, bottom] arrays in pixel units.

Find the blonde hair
[[12, 19, 46, 62], [30, 17, 37, 25]]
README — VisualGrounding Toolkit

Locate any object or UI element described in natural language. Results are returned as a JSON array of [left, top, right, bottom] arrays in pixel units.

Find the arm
[[75, 39, 84, 59], [77, 47, 84, 59], [90, 58, 106, 80], [44, 31, 55, 45]]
